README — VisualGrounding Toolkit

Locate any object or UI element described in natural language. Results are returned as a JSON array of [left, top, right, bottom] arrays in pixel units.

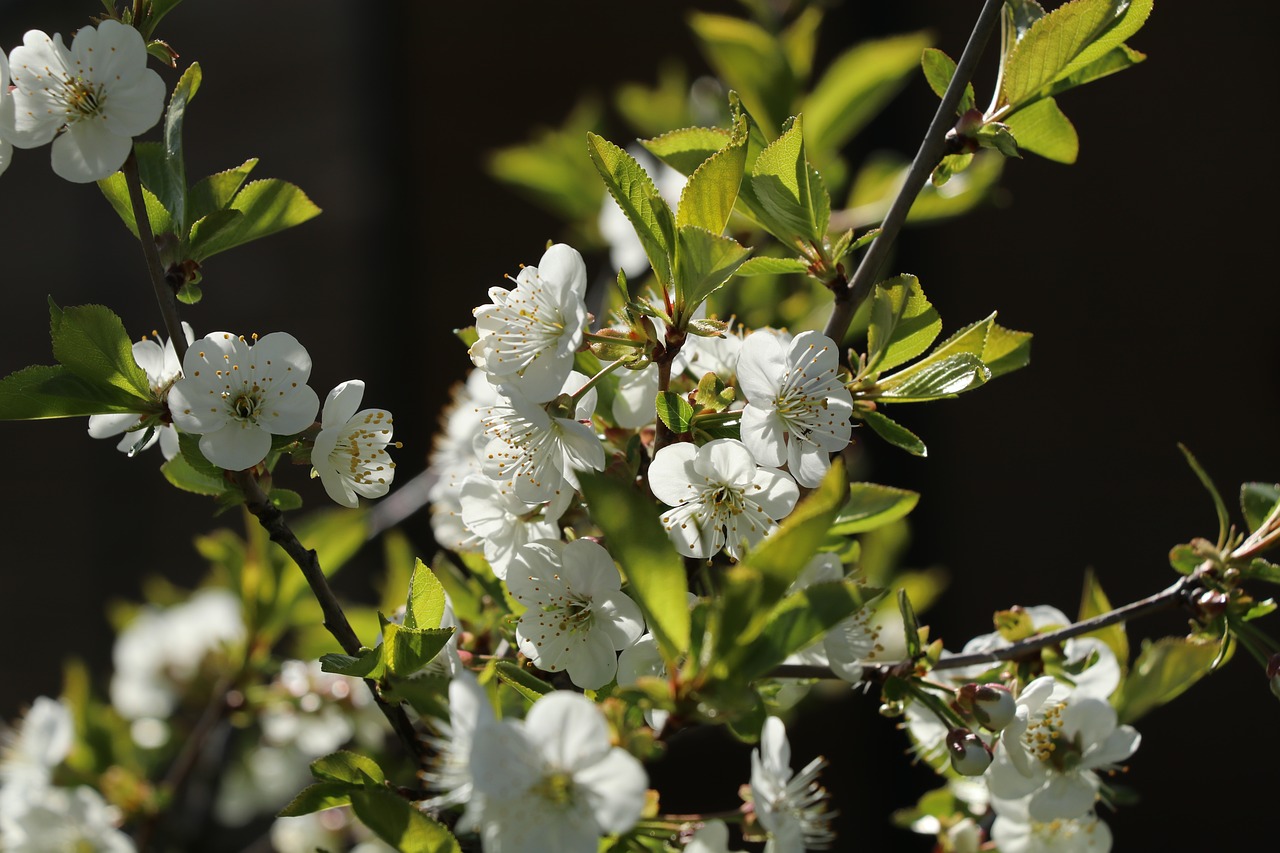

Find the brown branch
[[233, 471, 428, 767], [122, 151, 188, 362], [822, 0, 1005, 348]]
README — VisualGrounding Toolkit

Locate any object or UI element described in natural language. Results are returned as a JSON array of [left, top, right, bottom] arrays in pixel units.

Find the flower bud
[[946, 729, 992, 776], [957, 683, 1016, 732], [946, 818, 983, 853]]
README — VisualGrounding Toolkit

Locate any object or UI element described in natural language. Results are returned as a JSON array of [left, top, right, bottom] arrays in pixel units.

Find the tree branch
[[122, 150, 188, 361], [233, 471, 428, 767], [822, 0, 1005, 347]]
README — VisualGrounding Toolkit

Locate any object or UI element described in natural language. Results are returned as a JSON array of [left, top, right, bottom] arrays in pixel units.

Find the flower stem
[[821, 0, 1004, 349], [653, 358, 676, 452], [122, 150, 188, 362], [571, 356, 629, 405], [232, 470, 428, 767]]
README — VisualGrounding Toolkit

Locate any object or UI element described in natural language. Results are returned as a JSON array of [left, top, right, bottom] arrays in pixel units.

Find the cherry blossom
[[749, 716, 835, 852], [87, 323, 193, 461], [310, 380, 397, 508]]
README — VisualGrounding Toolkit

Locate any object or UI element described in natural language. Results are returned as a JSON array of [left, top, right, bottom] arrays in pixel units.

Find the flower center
[[57, 76, 107, 122], [702, 484, 747, 515], [229, 390, 262, 422], [534, 770, 577, 809], [545, 593, 594, 634], [1022, 701, 1067, 767]]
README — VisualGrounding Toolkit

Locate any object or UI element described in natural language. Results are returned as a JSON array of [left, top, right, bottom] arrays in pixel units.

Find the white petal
[[321, 380, 364, 427], [697, 438, 756, 486], [741, 405, 788, 467], [538, 243, 589, 298], [736, 330, 785, 402], [648, 443, 700, 506], [88, 412, 139, 438], [572, 746, 648, 834], [749, 467, 800, 520], [51, 120, 132, 183], [199, 422, 272, 470], [1028, 773, 1098, 822], [524, 692, 611, 771]]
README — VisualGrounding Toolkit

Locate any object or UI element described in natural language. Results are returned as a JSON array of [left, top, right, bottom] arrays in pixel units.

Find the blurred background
[[0, 0, 1275, 850]]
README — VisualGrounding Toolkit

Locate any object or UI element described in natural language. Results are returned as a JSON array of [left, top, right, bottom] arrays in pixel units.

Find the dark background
[[0, 1, 1275, 850]]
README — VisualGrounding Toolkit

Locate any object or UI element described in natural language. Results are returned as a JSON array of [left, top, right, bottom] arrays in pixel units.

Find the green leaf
[[676, 116, 747, 236], [178, 431, 224, 479], [586, 133, 675, 286], [158, 62, 202, 233], [186, 179, 322, 261], [733, 579, 878, 681], [49, 303, 152, 398], [642, 126, 734, 178], [578, 472, 690, 664], [486, 99, 603, 222], [860, 409, 927, 456], [383, 623, 454, 677], [830, 482, 920, 535], [715, 461, 849, 656], [161, 452, 228, 496], [921, 48, 976, 115], [1241, 483, 1280, 534], [687, 12, 793, 134], [405, 558, 447, 631], [1005, 97, 1079, 163], [1079, 569, 1128, 674], [982, 323, 1034, 378], [97, 171, 174, 239], [615, 62, 692, 139], [673, 226, 752, 317], [655, 391, 695, 434], [493, 660, 555, 703], [187, 158, 259, 225], [1116, 635, 1221, 724], [1001, 0, 1143, 108], [141, 0, 188, 38], [1178, 444, 1230, 550], [0, 365, 150, 420], [734, 256, 811, 277], [278, 782, 353, 817], [1044, 44, 1146, 100], [268, 489, 303, 511], [865, 274, 942, 373], [133, 142, 179, 236], [749, 115, 829, 243], [319, 649, 382, 679], [804, 31, 933, 157], [877, 353, 991, 402], [899, 588, 923, 660], [310, 751, 385, 786], [351, 786, 461, 853], [1246, 559, 1280, 585]]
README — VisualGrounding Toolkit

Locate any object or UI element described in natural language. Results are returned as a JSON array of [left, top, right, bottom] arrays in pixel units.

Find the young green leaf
[[187, 158, 259, 225], [1078, 569, 1128, 673], [384, 623, 454, 677], [830, 482, 920, 535], [1005, 97, 1079, 163], [493, 660, 555, 703], [734, 256, 811, 277], [487, 99, 604, 222], [860, 409, 927, 456], [586, 133, 675, 286], [749, 115, 829, 243], [160, 452, 228, 496], [1043, 44, 1146, 101], [49, 303, 152, 399], [921, 48, 976, 115], [96, 171, 171, 240], [1177, 444, 1230, 550], [0, 365, 149, 420], [577, 472, 690, 664], [157, 62, 202, 233], [877, 353, 991, 402], [185, 179, 321, 261], [803, 31, 933, 157], [1241, 483, 1280, 534], [672, 226, 752, 319], [405, 558, 447, 631], [676, 115, 747, 235], [865, 274, 942, 373], [687, 12, 794, 134], [641, 126, 733, 178], [277, 782, 353, 817], [319, 648, 383, 679], [351, 786, 461, 853], [1115, 635, 1221, 724], [656, 391, 695, 435], [309, 751, 386, 786]]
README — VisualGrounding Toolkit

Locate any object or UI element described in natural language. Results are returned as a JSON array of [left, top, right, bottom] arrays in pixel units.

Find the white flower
[[986, 692, 1140, 822], [481, 371, 604, 504], [737, 330, 852, 488], [427, 370, 497, 553], [310, 380, 397, 508], [0, 21, 165, 183], [468, 691, 648, 853], [168, 331, 320, 471], [110, 589, 244, 721], [749, 716, 835, 852], [470, 243, 589, 403], [0, 697, 74, 823], [685, 819, 747, 853], [616, 633, 669, 731], [784, 553, 884, 684], [990, 796, 1113, 853], [459, 474, 566, 579], [0, 786, 134, 853], [506, 539, 645, 690], [649, 438, 799, 561], [87, 323, 193, 461], [0, 52, 13, 177], [421, 669, 495, 813]]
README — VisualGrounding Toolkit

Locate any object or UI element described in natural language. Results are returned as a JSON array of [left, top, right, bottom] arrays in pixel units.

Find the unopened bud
[[946, 729, 992, 776], [1194, 590, 1229, 617], [957, 683, 1016, 732], [946, 818, 983, 853]]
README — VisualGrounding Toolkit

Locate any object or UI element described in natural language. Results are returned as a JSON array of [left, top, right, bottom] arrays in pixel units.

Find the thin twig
[[233, 471, 429, 767], [822, 0, 1005, 347], [652, 357, 676, 452], [122, 151, 188, 361]]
